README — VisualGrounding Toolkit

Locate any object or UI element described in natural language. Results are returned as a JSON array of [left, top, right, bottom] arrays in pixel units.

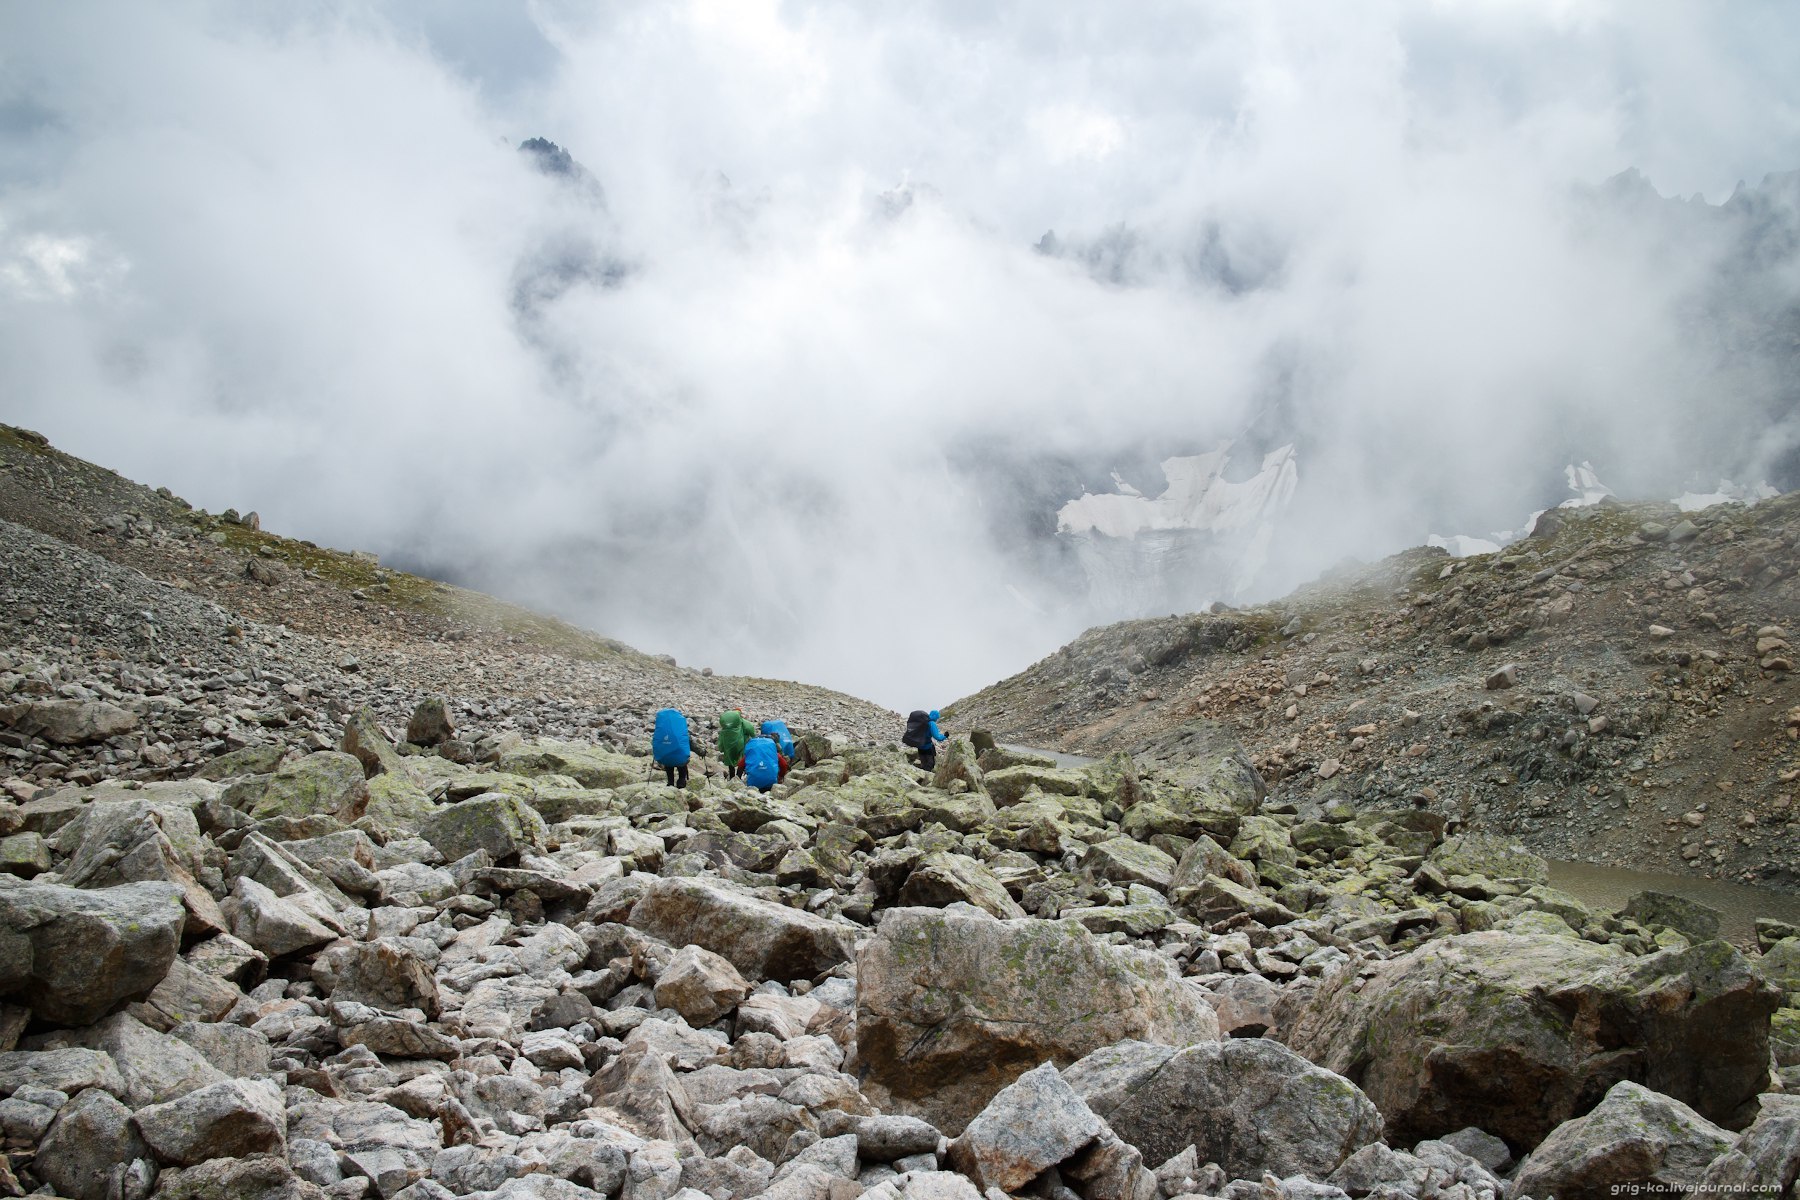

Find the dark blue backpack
[[743, 737, 781, 789], [760, 719, 795, 759], [652, 708, 691, 766]]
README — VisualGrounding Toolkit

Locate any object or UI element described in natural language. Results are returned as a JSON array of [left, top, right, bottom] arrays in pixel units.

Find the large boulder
[[1427, 833, 1550, 886], [0, 699, 137, 745], [0, 881, 185, 1025], [946, 1062, 1104, 1193], [1698, 1093, 1800, 1194], [312, 940, 440, 1017], [1512, 1081, 1733, 1200], [897, 852, 1026, 919], [1286, 932, 1779, 1149], [855, 906, 1218, 1133], [33, 1087, 151, 1200], [406, 697, 455, 747], [497, 739, 647, 789], [417, 792, 547, 863], [227, 751, 369, 823], [653, 945, 752, 1025], [57, 798, 226, 933], [1622, 891, 1724, 943], [133, 1077, 287, 1166], [628, 875, 856, 982], [340, 707, 408, 778], [1063, 1038, 1381, 1180], [930, 739, 985, 793], [982, 765, 1088, 807]]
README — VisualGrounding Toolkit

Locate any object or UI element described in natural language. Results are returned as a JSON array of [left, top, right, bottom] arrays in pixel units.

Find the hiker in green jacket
[[718, 709, 757, 780]]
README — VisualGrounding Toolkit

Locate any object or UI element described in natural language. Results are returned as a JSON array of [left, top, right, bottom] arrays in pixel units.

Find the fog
[[3, 1, 1799, 711]]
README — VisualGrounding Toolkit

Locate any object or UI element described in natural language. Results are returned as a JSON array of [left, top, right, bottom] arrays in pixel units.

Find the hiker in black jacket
[[901, 708, 947, 771]]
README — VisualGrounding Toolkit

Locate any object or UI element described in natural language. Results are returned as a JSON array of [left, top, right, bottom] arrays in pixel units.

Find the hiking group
[[651, 707, 796, 794], [651, 705, 949, 792]]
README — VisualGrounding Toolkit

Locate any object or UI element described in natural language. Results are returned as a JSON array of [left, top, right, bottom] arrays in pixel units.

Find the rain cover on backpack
[[759, 719, 795, 758], [652, 708, 691, 765]]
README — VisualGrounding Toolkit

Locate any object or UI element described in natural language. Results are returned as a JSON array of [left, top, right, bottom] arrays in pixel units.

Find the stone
[[897, 852, 1026, 920], [1621, 891, 1723, 943], [407, 698, 456, 747], [947, 1061, 1103, 1192], [33, 1087, 151, 1200], [1512, 1080, 1734, 1200], [498, 739, 646, 789], [133, 1077, 287, 1165], [341, 707, 408, 778], [57, 798, 226, 933], [152, 1155, 302, 1200], [140, 957, 243, 1027], [855, 906, 1218, 1134], [418, 793, 547, 864], [629, 875, 856, 982], [170, 1021, 273, 1079], [230, 751, 370, 822], [1287, 931, 1779, 1149], [982, 764, 1089, 806], [1065, 1038, 1380, 1180], [1485, 664, 1519, 690], [0, 699, 137, 744], [1426, 833, 1550, 884], [54, 1012, 226, 1107], [653, 944, 752, 1025], [931, 738, 984, 793], [0, 832, 49, 877], [1698, 1093, 1800, 1193], [224, 875, 338, 957], [0, 1046, 124, 1098], [314, 940, 441, 1017], [0, 880, 186, 1025], [1084, 839, 1177, 890], [855, 1114, 945, 1161]]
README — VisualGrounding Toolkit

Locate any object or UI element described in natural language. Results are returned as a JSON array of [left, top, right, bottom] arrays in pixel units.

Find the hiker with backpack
[[718, 709, 757, 780], [652, 707, 700, 789], [902, 709, 947, 771], [759, 718, 795, 760], [740, 734, 790, 793]]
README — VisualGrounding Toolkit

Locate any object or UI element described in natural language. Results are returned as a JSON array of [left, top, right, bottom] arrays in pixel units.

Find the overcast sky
[[3, 2, 1799, 711]]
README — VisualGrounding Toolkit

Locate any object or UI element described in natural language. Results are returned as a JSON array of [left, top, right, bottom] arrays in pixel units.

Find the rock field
[[2, 425, 1800, 1198], [954, 493, 1800, 886]]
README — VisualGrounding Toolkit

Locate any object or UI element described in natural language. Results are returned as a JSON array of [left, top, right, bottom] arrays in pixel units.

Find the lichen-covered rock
[[947, 1061, 1104, 1192], [1083, 838, 1177, 889], [1064, 1038, 1381, 1180], [1622, 891, 1724, 943], [1697, 1093, 1800, 1194], [228, 750, 370, 823], [930, 738, 984, 793], [1427, 833, 1550, 885], [0, 880, 186, 1025], [855, 906, 1218, 1133], [1512, 1080, 1733, 1200], [498, 739, 646, 789], [1286, 931, 1779, 1149], [897, 852, 1026, 919], [33, 1087, 151, 1200], [0, 698, 137, 745], [982, 764, 1089, 807], [417, 791, 547, 863], [628, 875, 856, 982], [133, 1077, 287, 1166]]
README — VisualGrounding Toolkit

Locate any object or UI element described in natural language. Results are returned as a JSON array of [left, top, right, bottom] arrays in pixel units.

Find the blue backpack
[[652, 708, 691, 766], [759, 719, 795, 759], [742, 737, 781, 789]]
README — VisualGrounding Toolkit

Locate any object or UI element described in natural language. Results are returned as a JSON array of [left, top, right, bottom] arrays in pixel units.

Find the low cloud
[[2, 1, 1798, 709]]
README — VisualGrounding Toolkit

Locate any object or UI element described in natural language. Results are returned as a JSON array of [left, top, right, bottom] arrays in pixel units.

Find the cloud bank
[[3, 1, 1799, 709]]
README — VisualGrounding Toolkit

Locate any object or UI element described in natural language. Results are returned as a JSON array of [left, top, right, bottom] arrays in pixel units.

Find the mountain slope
[[951, 496, 1800, 887]]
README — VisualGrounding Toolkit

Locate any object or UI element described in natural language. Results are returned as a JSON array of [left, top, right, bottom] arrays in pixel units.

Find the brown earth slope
[[951, 497, 1800, 887]]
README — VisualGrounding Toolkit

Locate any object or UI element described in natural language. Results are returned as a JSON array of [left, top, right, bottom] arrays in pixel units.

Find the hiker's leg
[[676, 762, 689, 789]]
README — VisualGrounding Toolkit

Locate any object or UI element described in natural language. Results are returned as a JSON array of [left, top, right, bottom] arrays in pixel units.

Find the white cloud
[[0, 0, 1797, 708]]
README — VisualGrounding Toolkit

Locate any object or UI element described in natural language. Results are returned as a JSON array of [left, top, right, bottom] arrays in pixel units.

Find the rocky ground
[[952, 495, 1800, 887], [3, 425, 1800, 1199]]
